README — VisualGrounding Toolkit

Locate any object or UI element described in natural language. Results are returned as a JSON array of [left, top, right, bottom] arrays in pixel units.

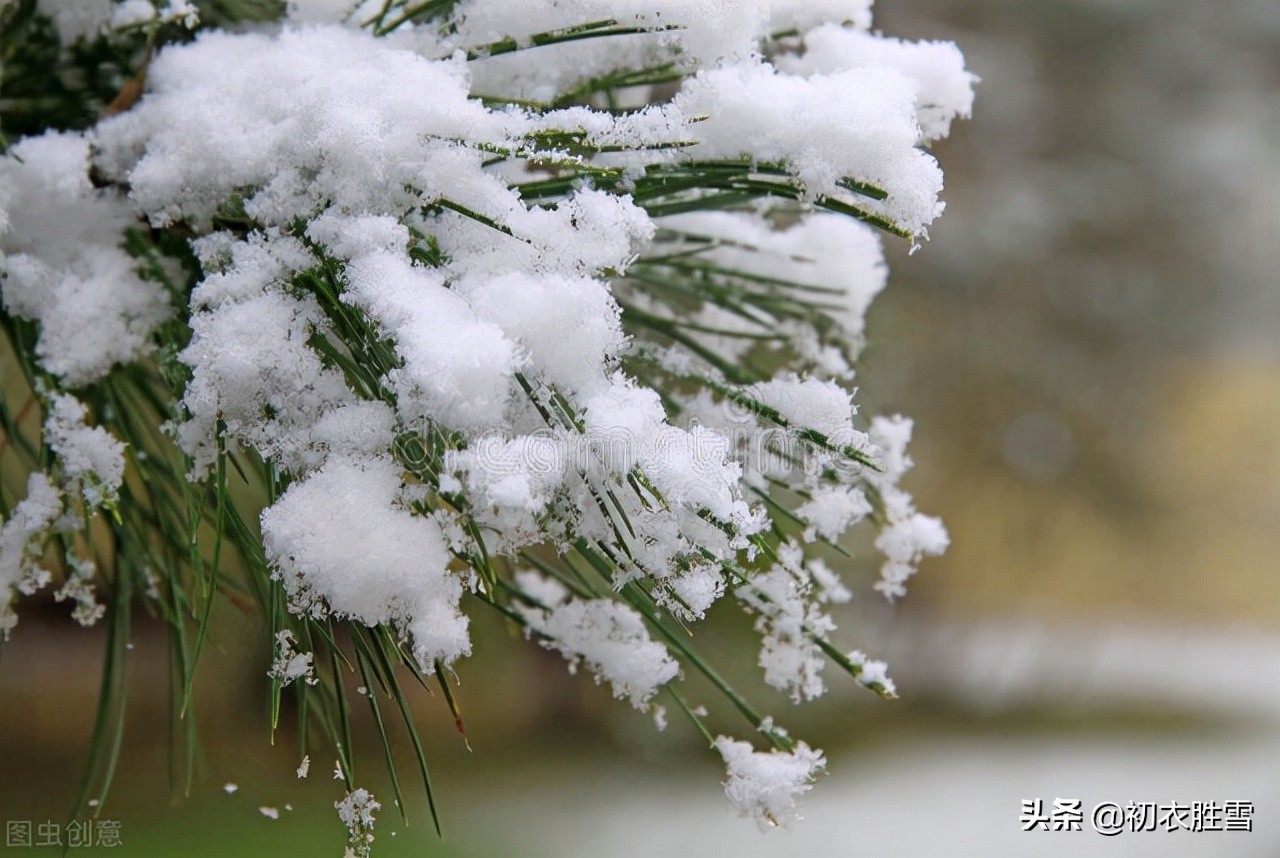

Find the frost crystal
[[0, 475, 62, 638], [268, 630, 318, 687], [714, 736, 826, 829], [516, 572, 679, 708], [736, 562, 835, 703], [54, 555, 105, 627], [43, 392, 126, 508], [336, 788, 381, 858], [866, 416, 950, 599], [847, 649, 897, 697]]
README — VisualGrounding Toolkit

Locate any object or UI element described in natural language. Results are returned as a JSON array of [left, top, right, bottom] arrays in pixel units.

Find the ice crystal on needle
[[0, 0, 973, 844], [0, 475, 62, 638], [714, 736, 827, 829], [515, 571, 679, 708], [336, 788, 381, 858]]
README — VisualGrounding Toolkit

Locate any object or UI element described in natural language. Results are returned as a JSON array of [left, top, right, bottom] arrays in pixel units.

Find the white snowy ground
[[451, 621, 1280, 858]]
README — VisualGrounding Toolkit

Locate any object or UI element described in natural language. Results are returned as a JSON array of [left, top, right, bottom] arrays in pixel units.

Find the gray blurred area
[[2, 1, 1278, 855], [868, 0, 1280, 624]]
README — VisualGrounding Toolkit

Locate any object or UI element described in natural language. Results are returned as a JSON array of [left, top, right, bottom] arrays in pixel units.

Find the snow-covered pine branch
[[0, 0, 973, 849]]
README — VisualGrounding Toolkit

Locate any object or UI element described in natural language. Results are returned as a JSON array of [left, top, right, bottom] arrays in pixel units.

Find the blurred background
[[2, 0, 1278, 855]]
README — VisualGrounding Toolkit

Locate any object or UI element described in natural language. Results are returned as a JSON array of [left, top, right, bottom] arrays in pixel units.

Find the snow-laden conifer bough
[[0, 0, 973, 852]]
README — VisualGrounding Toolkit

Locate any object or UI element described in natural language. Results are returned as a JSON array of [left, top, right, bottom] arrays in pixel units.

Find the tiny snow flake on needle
[[714, 737, 826, 830]]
